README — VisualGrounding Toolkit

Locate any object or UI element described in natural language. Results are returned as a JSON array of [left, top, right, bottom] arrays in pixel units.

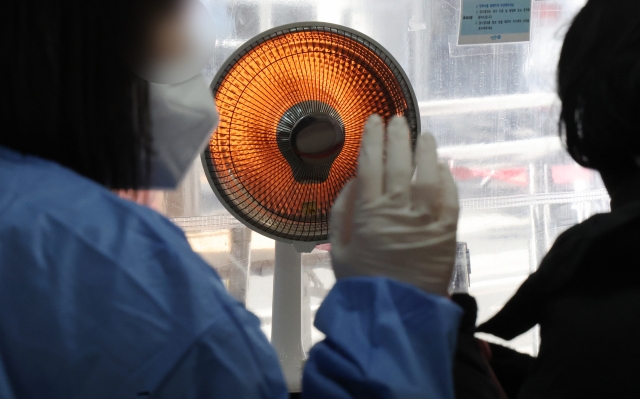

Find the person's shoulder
[[548, 204, 640, 255], [0, 150, 233, 322], [0, 149, 190, 263], [538, 204, 640, 285]]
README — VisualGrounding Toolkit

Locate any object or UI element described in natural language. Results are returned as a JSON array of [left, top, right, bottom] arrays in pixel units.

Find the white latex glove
[[330, 115, 460, 296]]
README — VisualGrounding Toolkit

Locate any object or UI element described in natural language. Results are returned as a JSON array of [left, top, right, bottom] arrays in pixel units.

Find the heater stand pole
[[272, 241, 305, 393]]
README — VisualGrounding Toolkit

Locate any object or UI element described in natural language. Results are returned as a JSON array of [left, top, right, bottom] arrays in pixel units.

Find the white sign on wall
[[459, 0, 532, 45]]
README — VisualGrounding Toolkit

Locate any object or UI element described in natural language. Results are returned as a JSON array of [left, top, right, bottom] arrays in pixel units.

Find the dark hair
[[558, 0, 640, 174], [1, 0, 177, 189]]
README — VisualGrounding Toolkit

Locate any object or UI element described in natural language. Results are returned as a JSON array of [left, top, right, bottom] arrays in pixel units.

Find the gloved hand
[[330, 115, 460, 296]]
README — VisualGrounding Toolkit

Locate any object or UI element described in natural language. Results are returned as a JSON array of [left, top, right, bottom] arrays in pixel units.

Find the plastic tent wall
[[157, 0, 600, 355]]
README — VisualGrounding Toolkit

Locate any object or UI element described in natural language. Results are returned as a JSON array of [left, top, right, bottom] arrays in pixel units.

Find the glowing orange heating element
[[203, 25, 419, 242]]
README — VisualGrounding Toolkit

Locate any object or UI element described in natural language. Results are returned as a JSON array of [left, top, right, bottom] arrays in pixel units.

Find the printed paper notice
[[458, 0, 531, 45]]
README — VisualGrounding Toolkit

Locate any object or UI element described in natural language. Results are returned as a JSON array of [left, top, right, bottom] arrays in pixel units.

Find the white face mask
[[147, 74, 219, 189]]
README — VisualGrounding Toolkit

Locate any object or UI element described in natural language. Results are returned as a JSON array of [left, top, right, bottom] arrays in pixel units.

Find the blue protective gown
[[0, 146, 461, 399]]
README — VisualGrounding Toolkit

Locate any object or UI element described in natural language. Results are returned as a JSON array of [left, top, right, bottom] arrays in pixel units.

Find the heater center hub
[[290, 113, 345, 166]]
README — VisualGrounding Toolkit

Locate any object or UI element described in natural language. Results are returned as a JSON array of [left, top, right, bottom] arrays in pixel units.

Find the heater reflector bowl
[[203, 22, 420, 244]]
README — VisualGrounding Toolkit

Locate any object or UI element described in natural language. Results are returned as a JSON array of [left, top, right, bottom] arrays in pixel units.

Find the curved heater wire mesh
[[203, 23, 420, 243]]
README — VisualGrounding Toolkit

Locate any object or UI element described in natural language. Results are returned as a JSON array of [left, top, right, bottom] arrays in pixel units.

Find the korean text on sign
[[459, 0, 531, 45]]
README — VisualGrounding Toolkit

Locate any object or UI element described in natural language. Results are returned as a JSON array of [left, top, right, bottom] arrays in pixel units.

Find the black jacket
[[478, 187, 640, 398], [452, 294, 504, 399]]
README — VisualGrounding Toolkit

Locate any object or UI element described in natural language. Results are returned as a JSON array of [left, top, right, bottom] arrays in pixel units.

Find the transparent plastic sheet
[[155, 0, 603, 356]]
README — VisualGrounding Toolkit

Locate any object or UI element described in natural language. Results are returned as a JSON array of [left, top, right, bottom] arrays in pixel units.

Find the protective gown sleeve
[[148, 302, 288, 399], [302, 277, 463, 399]]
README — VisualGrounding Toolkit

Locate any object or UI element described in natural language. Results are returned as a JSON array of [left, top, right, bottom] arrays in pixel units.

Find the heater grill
[[203, 22, 420, 244]]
